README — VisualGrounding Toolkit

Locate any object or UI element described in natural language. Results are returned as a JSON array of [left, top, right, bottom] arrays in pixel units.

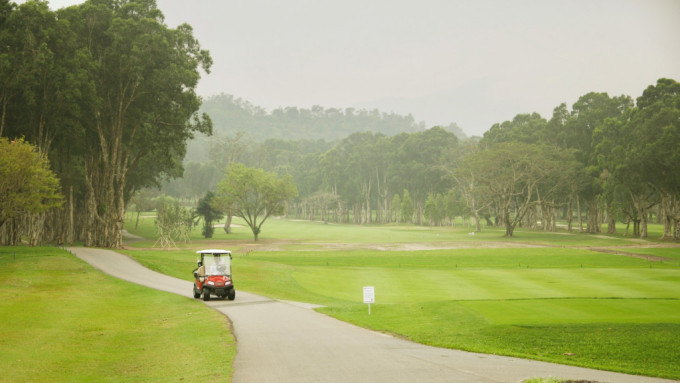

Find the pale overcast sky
[[22, 0, 680, 136]]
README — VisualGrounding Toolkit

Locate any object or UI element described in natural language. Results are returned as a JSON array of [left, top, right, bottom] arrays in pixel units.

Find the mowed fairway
[[124, 218, 680, 380], [238, 248, 680, 379]]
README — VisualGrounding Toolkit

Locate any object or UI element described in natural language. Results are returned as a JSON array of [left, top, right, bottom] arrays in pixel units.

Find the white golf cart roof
[[196, 249, 232, 255]]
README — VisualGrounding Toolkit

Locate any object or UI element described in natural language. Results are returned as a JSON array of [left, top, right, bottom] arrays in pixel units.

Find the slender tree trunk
[[585, 197, 600, 233], [28, 213, 46, 246], [504, 208, 514, 237], [660, 192, 676, 240], [606, 200, 616, 234], [576, 195, 583, 232], [66, 186, 74, 245], [0, 97, 7, 137], [567, 197, 573, 232], [640, 207, 648, 239]]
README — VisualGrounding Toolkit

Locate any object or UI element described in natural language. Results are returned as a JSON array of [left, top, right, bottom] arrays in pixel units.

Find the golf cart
[[193, 249, 235, 301]]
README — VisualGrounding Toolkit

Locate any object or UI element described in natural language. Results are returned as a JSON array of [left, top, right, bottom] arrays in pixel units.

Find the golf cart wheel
[[228, 288, 235, 301], [193, 284, 201, 299], [202, 289, 211, 301]]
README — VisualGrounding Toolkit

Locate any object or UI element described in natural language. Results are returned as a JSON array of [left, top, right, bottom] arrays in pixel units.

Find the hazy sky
[[25, 0, 680, 136]]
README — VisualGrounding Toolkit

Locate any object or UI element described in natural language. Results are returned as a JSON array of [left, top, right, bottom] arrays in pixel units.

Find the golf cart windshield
[[203, 255, 231, 277]]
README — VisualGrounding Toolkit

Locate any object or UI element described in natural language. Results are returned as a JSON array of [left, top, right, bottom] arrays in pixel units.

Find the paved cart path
[[68, 247, 676, 383]]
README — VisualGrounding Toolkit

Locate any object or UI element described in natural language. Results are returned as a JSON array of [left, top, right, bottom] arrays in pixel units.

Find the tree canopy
[[0, 0, 211, 247], [216, 164, 298, 241], [0, 137, 62, 244]]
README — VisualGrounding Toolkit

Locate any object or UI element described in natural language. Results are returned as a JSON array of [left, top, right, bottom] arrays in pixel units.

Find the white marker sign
[[363, 286, 375, 315], [363, 286, 375, 303]]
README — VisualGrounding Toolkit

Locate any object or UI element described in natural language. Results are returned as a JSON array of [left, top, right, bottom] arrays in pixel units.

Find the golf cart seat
[[197, 265, 205, 281]]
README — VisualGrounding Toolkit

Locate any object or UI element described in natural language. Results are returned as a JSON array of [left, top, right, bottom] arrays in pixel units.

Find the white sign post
[[363, 286, 375, 315]]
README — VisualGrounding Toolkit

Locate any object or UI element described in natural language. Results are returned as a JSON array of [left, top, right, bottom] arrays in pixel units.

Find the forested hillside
[[186, 94, 467, 163], [200, 93, 423, 141], [203, 94, 467, 139]]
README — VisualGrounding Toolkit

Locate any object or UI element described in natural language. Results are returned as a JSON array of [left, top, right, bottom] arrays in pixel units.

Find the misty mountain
[[199, 94, 421, 141], [186, 93, 469, 163], [353, 78, 525, 137]]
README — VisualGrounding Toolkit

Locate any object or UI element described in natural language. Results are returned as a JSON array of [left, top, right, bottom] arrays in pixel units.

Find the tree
[[391, 194, 401, 223], [216, 164, 297, 241], [634, 79, 680, 240], [0, 137, 63, 245], [424, 193, 446, 226], [447, 140, 487, 232], [484, 113, 548, 144], [562, 92, 633, 233], [393, 127, 458, 224], [400, 189, 414, 224], [594, 78, 680, 239], [129, 187, 158, 229], [153, 195, 194, 249], [59, 0, 212, 248], [196, 191, 223, 239], [467, 142, 576, 237]]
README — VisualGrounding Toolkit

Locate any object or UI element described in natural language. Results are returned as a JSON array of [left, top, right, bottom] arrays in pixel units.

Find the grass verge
[[0, 246, 235, 382]]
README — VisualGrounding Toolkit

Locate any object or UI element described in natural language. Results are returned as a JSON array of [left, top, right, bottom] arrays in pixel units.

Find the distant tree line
[[165, 79, 680, 240], [186, 93, 467, 159], [0, 0, 211, 247]]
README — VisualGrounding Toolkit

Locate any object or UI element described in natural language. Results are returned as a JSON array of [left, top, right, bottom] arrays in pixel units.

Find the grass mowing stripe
[[585, 268, 680, 298], [251, 247, 666, 269], [292, 267, 678, 303], [459, 298, 680, 325]]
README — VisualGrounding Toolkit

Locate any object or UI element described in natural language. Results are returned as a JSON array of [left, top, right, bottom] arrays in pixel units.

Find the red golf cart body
[[193, 249, 235, 301]]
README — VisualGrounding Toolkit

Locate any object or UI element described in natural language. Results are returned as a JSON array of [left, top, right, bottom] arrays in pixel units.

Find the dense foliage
[[198, 94, 469, 142], [0, 0, 210, 246], [168, 79, 680, 240], [215, 164, 298, 241], [0, 137, 63, 244]]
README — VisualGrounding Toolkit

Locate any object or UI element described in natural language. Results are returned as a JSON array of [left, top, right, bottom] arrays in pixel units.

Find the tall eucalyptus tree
[[60, 0, 212, 247]]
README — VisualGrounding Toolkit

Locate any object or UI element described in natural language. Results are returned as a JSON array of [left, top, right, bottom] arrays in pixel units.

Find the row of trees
[[164, 79, 679, 240], [471, 80, 679, 239], [0, 0, 211, 247]]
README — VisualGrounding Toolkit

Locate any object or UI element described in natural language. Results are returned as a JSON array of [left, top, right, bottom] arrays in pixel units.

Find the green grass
[[123, 213, 653, 249], [0, 247, 235, 382], [120, 216, 680, 379], [126, 243, 680, 379]]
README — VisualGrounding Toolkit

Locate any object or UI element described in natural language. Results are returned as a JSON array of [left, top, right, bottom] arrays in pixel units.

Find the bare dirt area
[[312, 241, 549, 251], [583, 244, 679, 262], [123, 228, 679, 264]]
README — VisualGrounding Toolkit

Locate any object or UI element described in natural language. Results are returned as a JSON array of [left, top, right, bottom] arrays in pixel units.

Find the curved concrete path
[[68, 247, 676, 383]]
